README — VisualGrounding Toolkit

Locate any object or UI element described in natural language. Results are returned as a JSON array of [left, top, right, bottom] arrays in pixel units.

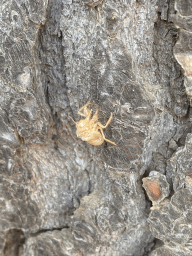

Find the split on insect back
[[71, 101, 116, 146]]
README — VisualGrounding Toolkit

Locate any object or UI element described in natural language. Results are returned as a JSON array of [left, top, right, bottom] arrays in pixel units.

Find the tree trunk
[[0, 0, 192, 255]]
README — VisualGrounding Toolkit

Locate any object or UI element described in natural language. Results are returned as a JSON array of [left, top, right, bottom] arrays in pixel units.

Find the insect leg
[[98, 127, 116, 146], [69, 116, 76, 124], [91, 107, 98, 122], [78, 101, 91, 116], [97, 113, 113, 128]]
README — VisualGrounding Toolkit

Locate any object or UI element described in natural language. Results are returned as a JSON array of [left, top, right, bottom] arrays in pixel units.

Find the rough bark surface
[[0, 0, 192, 255]]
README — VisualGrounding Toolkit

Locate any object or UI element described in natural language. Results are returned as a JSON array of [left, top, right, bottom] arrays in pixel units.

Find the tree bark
[[0, 0, 192, 255]]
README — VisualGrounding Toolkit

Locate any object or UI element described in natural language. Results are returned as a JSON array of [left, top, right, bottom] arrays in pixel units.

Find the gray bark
[[0, 0, 192, 255]]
